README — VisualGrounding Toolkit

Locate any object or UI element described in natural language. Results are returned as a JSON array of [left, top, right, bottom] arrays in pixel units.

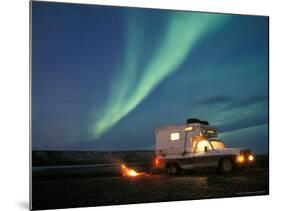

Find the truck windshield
[[210, 140, 225, 149], [195, 140, 212, 152]]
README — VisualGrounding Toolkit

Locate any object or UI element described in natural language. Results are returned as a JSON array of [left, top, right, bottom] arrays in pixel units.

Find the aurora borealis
[[32, 2, 269, 153], [93, 11, 230, 139]]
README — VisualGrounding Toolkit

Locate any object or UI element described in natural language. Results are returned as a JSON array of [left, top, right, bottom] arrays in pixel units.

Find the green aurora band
[[93, 12, 230, 139]]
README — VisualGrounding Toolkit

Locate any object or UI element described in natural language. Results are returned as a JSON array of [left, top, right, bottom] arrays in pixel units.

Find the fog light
[[248, 155, 254, 161], [237, 155, 244, 163]]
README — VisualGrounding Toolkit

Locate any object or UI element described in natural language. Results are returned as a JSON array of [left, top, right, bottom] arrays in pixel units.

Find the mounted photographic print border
[[30, 1, 269, 210]]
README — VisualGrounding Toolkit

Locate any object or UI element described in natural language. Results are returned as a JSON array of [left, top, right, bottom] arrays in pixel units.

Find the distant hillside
[[32, 150, 155, 167], [33, 151, 268, 168]]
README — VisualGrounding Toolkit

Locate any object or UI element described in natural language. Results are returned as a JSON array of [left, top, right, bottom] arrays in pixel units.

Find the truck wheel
[[220, 159, 233, 173], [166, 164, 179, 175]]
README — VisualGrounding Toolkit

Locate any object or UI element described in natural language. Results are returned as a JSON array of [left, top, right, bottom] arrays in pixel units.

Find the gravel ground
[[32, 168, 268, 210]]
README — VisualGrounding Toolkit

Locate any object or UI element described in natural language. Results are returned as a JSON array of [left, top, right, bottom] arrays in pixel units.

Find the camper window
[[170, 132, 180, 141]]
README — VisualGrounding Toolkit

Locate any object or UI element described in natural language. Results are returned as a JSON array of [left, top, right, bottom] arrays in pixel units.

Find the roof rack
[[186, 118, 209, 125]]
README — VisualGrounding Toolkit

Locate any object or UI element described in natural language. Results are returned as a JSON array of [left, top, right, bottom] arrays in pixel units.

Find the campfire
[[120, 164, 146, 177]]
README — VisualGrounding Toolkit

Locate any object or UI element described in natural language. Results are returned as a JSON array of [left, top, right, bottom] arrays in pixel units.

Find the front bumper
[[235, 153, 255, 167]]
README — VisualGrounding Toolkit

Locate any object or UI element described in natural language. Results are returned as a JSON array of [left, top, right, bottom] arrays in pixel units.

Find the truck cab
[[154, 119, 255, 174]]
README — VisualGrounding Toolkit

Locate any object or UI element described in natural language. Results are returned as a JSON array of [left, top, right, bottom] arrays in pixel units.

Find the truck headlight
[[248, 155, 254, 161]]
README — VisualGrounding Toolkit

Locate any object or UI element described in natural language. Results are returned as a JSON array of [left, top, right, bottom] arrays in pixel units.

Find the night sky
[[32, 2, 269, 153]]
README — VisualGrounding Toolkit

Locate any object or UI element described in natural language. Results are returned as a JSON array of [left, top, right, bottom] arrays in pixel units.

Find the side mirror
[[204, 146, 208, 152]]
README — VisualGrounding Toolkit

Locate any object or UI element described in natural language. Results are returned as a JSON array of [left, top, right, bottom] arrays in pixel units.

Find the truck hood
[[214, 147, 249, 155]]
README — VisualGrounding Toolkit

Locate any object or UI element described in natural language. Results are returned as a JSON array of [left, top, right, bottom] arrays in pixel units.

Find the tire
[[166, 164, 179, 175], [220, 158, 233, 173]]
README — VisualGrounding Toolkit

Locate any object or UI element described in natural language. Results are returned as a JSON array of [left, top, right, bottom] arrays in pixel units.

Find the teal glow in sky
[[93, 12, 230, 139]]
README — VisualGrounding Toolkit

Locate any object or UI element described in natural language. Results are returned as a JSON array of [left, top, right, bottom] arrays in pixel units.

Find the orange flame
[[121, 164, 145, 177]]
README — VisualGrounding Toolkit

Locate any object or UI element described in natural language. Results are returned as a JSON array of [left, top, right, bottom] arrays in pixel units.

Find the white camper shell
[[156, 123, 217, 158], [154, 120, 255, 174]]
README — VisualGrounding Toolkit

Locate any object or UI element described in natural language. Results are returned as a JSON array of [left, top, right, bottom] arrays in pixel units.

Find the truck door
[[193, 140, 217, 168]]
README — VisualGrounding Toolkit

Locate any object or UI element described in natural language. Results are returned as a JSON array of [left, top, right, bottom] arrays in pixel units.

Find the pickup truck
[[154, 118, 255, 174]]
